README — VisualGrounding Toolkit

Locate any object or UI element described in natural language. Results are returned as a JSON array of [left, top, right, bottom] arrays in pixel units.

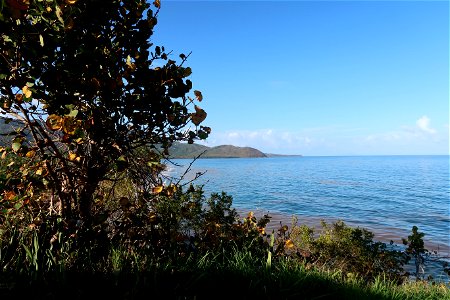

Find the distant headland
[[168, 142, 302, 159]]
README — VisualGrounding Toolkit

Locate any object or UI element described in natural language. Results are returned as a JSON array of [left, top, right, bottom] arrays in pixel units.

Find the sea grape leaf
[[25, 150, 36, 158], [12, 141, 21, 152], [194, 90, 203, 101], [191, 105, 207, 126], [152, 186, 163, 194], [182, 67, 192, 77], [46, 115, 62, 130]]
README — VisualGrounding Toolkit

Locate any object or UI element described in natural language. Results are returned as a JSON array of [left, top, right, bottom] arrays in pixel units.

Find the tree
[[0, 0, 210, 225], [403, 226, 428, 279]]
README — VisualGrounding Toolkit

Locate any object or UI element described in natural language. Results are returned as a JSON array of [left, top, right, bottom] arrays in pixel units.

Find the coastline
[[236, 208, 450, 256]]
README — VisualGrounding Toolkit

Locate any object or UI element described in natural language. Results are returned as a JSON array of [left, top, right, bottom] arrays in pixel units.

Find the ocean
[[167, 155, 449, 254]]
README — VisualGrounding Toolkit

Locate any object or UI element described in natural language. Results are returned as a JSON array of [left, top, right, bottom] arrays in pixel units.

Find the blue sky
[[153, 0, 449, 156]]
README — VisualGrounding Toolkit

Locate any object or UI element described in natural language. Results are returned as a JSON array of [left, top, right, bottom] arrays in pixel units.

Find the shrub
[[289, 220, 408, 282]]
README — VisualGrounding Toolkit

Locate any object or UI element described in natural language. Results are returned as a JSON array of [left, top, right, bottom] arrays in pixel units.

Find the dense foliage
[[0, 0, 210, 284], [0, 0, 209, 225]]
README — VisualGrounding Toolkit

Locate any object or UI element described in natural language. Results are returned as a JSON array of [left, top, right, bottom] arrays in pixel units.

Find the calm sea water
[[167, 156, 449, 254]]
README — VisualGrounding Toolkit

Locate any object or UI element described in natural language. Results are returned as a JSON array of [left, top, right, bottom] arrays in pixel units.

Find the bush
[[289, 219, 408, 282]]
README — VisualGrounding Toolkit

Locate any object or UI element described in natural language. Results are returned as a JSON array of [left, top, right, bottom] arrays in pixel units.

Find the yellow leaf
[[68, 152, 77, 161], [193, 90, 203, 101], [154, 0, 161, 9], [166, 184, 177, 196], [22, 86, 32, 98], [25, 150, 36, 158], [285, 239, 295, 249], [46, 6, 52, 12], [149, 212, 157, 223], [65, 0, 78, 4], [152, 186, 163, 194], [35, 168, 43, 176], [46, 114, 62, 131]]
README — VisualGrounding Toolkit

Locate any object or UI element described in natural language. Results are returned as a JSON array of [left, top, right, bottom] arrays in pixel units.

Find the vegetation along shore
[[0, 1, 448, 299]]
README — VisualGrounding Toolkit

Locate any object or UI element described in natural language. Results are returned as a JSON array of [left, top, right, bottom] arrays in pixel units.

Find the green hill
[[169, 142, 267, 159], [0, 118, 296, 158]]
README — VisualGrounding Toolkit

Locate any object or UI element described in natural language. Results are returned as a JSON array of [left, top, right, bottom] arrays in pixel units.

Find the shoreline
[[236, 208, 450, 257]]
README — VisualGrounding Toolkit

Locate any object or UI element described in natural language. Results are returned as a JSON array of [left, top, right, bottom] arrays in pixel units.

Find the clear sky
[[152, 0, 449, 156]]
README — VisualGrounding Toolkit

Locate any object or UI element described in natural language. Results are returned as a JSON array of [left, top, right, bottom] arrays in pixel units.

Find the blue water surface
[[167, 155, 449, 253]]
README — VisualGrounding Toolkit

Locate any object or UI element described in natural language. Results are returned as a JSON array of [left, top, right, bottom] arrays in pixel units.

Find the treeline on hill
[[0, 1, 448, 299], [167, 142, 267, 158]]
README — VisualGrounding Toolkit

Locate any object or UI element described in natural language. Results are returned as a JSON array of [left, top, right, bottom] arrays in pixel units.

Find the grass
[[1, 248, 448, 300], [1, 186, 448, 299]]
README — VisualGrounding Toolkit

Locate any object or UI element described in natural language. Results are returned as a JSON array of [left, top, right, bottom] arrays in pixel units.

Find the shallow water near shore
[[167, 155, 450, 280]]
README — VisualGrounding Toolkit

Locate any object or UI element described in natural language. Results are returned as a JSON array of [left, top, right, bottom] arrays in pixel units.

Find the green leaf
[[67, 109, 78, 117], [198, 130, 208, 140], [55, 5, 64, 25], [2, 35, 12, 43], [39, 34, 44, 47], [12, 141, 21, 152], [147, 161, 159, 167]]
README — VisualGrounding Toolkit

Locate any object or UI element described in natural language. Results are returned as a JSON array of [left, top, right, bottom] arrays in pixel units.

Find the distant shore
[[264, 153, 303, 157]]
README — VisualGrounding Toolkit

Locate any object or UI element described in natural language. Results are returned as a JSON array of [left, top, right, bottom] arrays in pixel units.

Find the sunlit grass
[[1, 244, 449, 299]]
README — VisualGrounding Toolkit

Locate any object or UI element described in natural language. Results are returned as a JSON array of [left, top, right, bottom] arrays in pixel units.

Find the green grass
[[1, 186, 448, 299], [1, 248, 448, 300]]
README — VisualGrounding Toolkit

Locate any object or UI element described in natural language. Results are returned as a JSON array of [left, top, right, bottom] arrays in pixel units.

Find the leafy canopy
[[0, 0, 209, 221]]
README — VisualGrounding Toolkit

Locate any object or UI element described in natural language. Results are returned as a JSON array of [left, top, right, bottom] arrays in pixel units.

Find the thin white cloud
[[200, 129, 324, 155], [366, 116, 439, 143], [199, 117, 448, 155], [361, 116, 448, 155], [416, 115, 436, 134]]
